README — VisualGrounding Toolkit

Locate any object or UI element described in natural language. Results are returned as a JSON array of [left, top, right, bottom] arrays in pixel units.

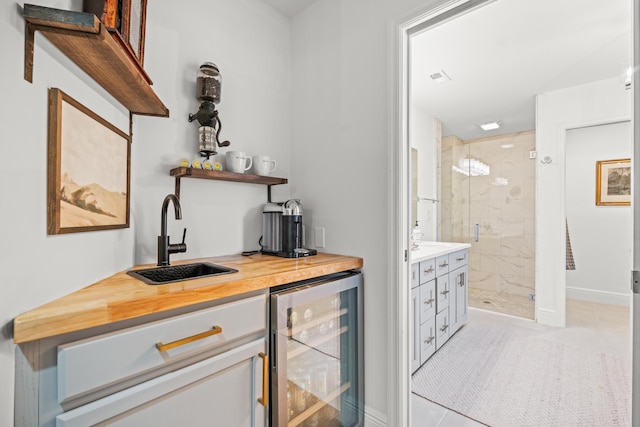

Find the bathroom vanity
[[410, 242, 470, 373]]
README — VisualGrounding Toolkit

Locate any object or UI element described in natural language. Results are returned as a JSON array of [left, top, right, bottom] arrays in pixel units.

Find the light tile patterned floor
[[468, 287, 535, 320], [411, 300, 630, 426]]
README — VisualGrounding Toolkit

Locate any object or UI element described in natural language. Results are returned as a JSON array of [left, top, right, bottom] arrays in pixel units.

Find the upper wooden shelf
[[23, 4, 169, 117], [170, 167, 288, 186]]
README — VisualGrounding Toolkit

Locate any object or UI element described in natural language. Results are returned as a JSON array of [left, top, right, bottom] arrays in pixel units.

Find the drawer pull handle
[[456, 257, 465, 261], [440, 290, 449, 295], [155, 326, 223, 352], [440, 324, 449, 332], [258, 352, 269, 406], [424, 267, 434, 274], [424, 298, 435, 305], [425, 336, 435, 345], [439, 262, 448, 268]]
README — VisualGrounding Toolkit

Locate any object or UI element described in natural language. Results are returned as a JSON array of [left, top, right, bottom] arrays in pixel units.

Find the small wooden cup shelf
[[23, 4, 169, 117], [170, 167, 288, 199]]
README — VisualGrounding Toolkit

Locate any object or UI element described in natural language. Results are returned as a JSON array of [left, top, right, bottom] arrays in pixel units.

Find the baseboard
[[536, 307, 563, 327], [566, 287, 630, 306], [364, 405, 387, 427]]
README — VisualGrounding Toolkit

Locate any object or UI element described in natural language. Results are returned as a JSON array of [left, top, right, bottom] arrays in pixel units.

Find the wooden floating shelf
[[170, 167, 288, 186], [23, 4, 169, 117]]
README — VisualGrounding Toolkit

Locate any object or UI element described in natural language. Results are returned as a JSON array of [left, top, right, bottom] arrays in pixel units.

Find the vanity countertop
[[13, 252, 363, 344], [410, 241, 471, 263]]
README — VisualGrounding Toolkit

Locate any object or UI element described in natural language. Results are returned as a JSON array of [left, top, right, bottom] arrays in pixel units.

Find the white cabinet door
[[56, 339, 267, 427], [452, 265, 469, 333], [456, 265, 469, 330], [411, 287, 420, 373]]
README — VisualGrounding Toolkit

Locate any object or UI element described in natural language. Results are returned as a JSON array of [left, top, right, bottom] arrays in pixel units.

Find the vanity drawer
[[449, 249, 468, 271], [419, 280, 436, 323], [57, 294, 267, 403], [435, 255, 449, 277], [436, 274, 450, 313], [435, 308, 450, 349], [419, 258, 436, 284], [420, 318, 436, 363], [411, 263, 419, 289]]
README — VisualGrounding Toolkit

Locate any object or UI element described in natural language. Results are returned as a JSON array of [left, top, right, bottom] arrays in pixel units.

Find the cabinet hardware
[[440, 290, 449, 295], [425, 336, 435, 345], [155, 325, 222, 352], [456, 257, 465, 261], [439, 262, 448, 268], [440, 324, 448, 332], [424, 267, 434, 274], [258, 352, 268, 406], [424, 298, 435, 305]]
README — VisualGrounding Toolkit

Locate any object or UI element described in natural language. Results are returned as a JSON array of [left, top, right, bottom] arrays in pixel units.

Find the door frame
[[388, 1, 495, 426]]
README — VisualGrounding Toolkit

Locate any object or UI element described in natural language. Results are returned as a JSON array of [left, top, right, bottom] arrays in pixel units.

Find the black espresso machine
[[261, 199, 317, 258]]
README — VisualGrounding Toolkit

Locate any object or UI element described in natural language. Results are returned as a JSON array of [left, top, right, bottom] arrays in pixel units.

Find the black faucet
[[157, 194, 187, 266]]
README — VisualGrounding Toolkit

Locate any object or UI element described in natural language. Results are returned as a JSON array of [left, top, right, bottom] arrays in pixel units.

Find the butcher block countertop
[[13, 252, 363, 344]]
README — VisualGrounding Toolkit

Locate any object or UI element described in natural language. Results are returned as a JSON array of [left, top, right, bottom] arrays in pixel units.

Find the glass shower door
[[440, 131, 536, 319]]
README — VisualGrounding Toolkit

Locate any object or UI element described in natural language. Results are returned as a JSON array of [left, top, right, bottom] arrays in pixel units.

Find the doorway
[[395, 0, 634, 425]]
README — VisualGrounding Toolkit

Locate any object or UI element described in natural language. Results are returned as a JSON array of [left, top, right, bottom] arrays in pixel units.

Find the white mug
[[225, 151, 252, 174], [253, 155, 277, 176]]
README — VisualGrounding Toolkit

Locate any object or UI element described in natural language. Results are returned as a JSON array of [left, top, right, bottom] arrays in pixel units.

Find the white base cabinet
[[15, 292, 269, 427], [411, 249, 468, 373]]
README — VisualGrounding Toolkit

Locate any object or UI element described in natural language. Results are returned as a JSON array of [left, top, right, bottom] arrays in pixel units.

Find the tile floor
[[468, 288, 535, 320], [411, 300, 631, 426]]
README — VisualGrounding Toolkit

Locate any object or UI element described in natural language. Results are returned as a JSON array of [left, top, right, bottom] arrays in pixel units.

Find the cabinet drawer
[[419, 281, 436, 323], [419, 318, 436, 363], [411, 263, 419, 289], [56, 338, 266, 427], [58, 294, 267, 403], [449, 249, 468, 271], [435, 308, 450, 349], [436, 275, 450, 313], [419, 258, 436, 284], [435, 255, 449, 277]]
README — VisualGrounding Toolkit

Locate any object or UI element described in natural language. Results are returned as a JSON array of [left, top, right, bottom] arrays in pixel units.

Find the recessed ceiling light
[[429, 70, 451, 84], [479, 120, 501, 131]]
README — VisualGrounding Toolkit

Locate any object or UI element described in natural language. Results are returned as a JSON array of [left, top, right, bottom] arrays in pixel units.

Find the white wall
[[1, 1, 291, 426], [536, 77, 631, 326], [410, 104, 438, 240], [289, 0, 448, 423], [133, 0, 292, 264], [565, 121, 632, 304]]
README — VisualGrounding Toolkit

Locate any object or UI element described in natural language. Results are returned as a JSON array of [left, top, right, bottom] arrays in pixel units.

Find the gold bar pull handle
[[258, 352, 269, 406], [155, 326, 222, 352]]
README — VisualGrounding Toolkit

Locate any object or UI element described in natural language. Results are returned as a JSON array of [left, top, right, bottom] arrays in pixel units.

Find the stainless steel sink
[[127, 262, 238, 285]]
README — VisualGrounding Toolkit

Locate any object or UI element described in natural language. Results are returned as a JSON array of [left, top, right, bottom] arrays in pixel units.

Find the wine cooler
[[270, 271, 363, 427]]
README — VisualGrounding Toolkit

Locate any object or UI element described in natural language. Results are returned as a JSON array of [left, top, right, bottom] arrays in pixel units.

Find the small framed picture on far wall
[[595, 158, 631, 206]]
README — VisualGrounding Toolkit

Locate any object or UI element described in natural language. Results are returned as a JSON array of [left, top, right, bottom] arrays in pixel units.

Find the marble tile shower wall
[[440, 131, 536, 298]]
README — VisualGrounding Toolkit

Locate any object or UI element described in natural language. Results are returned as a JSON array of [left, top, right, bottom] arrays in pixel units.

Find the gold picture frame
[[47, 88, 131, 234], [595, 158, 631, 206]]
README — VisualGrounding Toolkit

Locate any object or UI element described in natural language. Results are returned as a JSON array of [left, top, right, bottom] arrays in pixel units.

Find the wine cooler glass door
[[271, 272, 363, 427]]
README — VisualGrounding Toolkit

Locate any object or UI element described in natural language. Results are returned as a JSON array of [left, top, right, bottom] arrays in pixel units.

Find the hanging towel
[[566, 218, 576, 270]]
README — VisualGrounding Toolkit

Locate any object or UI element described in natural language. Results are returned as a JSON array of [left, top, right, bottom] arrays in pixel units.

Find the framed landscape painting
[[47, 88, 131, 234], [595, 158, 631, 206]]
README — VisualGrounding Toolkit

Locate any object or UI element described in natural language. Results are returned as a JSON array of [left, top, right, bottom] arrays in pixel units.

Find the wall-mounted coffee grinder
[[261, 199, 317, 258]]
